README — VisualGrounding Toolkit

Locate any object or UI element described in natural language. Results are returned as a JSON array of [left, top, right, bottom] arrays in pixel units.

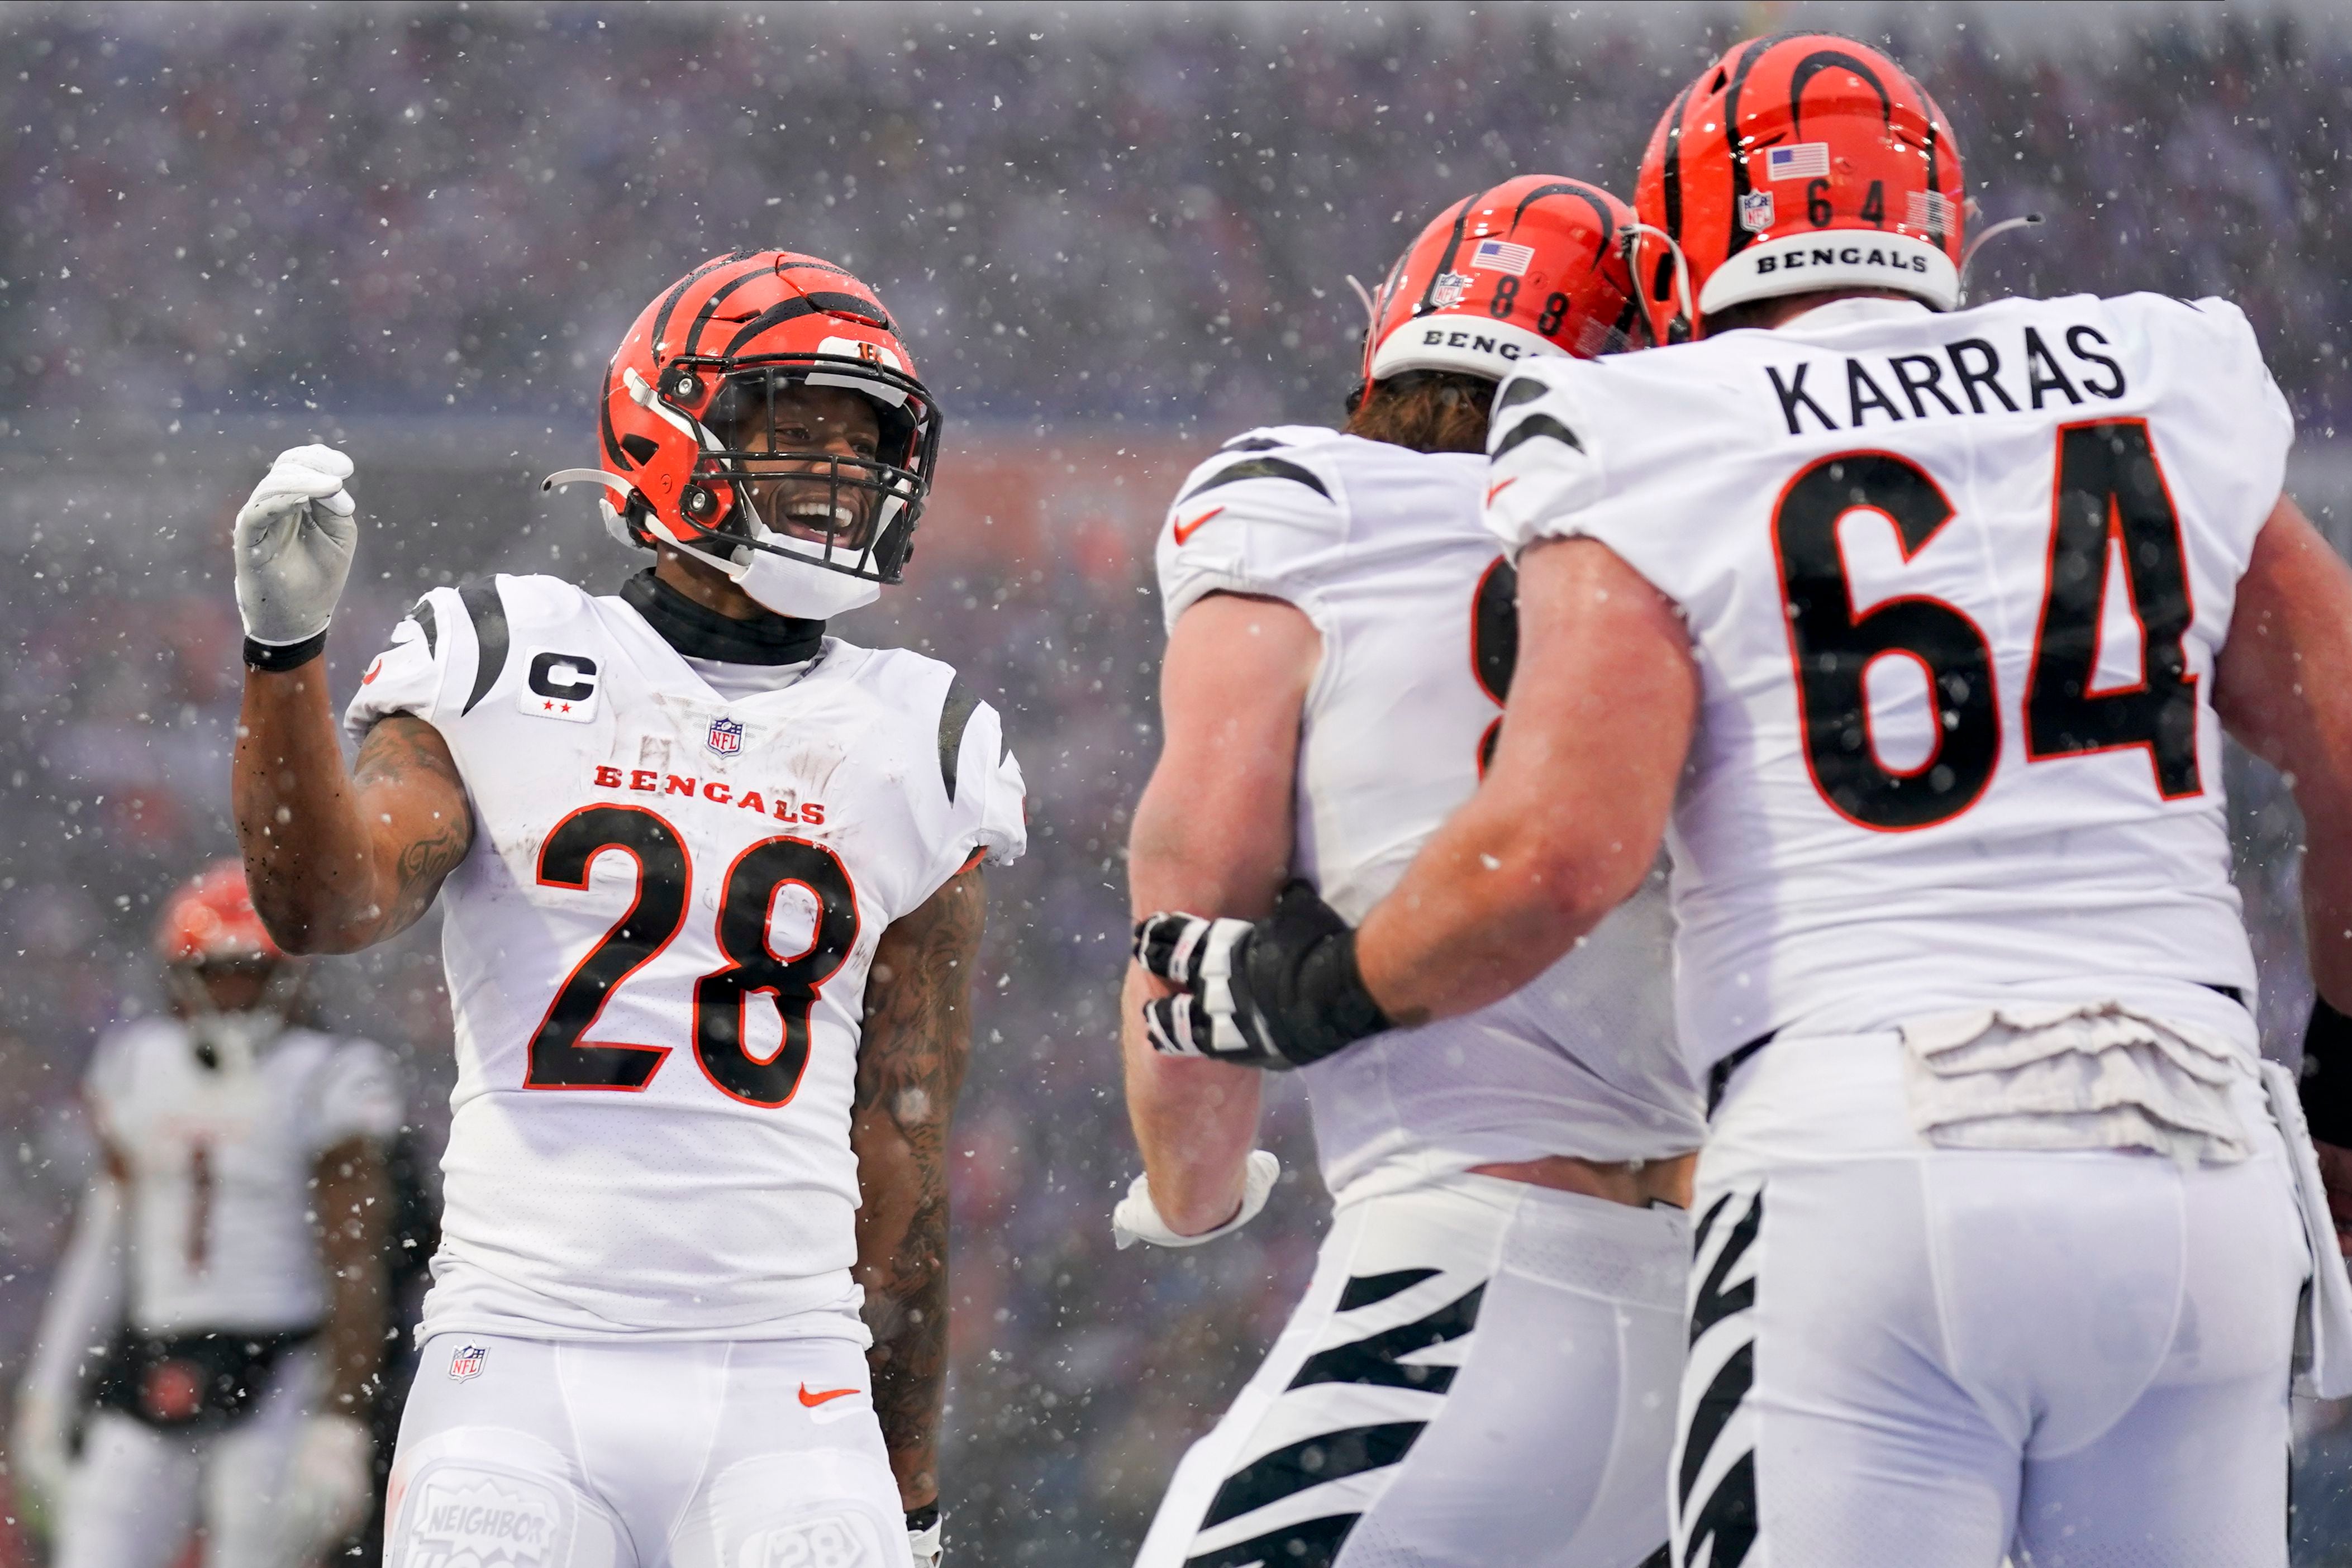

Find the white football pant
[[1136, 1171, 1687, 1568], [385, 1333, 903, 1568], [1678, 1031, 2308, 1568], [56, 1345, 326, 1568]]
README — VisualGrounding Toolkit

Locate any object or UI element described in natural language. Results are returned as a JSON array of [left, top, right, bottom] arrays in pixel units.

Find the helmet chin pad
[[668, 534, 880, 621], [187, 1010, 286, 1074]]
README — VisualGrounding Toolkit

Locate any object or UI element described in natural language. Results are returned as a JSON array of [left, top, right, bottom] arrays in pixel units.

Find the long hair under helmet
[[1358, 175, 1644, 399], [1632, 34, 1966, 342], [545, 250, 944, 620]]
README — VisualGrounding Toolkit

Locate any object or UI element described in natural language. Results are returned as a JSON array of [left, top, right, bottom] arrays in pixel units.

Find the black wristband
[[1285, 927, 1393, 1067], [2301, 995, 2352, 1147], [242, 630, 328, 673], [906, 1503, 940, 1532]]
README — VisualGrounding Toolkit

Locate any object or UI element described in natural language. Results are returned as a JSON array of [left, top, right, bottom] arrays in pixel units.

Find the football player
[[1121, 180, 1702, 1568], [11, 862, 401, 1566], [1136, 36, 2352, 1568], [227, 251, 1025, 1567]]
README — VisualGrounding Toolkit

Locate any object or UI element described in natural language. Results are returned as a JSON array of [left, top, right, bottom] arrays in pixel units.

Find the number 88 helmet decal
[[1357, 175, 1645, 397], [1633, 34, 1967, 343], [546, 249, 944, 621]]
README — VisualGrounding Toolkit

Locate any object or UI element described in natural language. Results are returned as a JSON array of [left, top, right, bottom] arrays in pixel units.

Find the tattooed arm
[[853, 864, 985, 1513], [233, 659, 473, 954]]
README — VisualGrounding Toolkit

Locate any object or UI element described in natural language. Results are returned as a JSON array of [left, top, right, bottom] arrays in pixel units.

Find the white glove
[[234, 445, 358, 649], [1112, 1151, 1280, 1250], [277, 1412, 373, 1554], [8, 1390, 71, 1540], [908, 1507, 942, 1568]]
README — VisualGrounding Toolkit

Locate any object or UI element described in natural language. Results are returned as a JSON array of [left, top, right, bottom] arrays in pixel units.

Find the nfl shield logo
[[707, 717, 745, 757], [1739, 190, 1775, 233], [1431, 271, 1474, 309], [449, 1343, 487, 1381]]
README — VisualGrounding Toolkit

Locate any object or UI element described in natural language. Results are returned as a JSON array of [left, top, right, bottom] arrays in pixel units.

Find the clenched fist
[[234, 444, 358, 656]]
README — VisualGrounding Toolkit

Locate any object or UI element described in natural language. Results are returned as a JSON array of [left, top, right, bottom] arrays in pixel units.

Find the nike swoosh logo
[[1172, 504, 1225, 545], [798, 1384, 859, 1408], [1484, 477, 1518, 506]]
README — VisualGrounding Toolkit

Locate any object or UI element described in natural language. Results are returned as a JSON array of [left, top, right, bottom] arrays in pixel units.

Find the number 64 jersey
[[347, 574, 1025, 1343], [1484, 293, 2294, 1076]]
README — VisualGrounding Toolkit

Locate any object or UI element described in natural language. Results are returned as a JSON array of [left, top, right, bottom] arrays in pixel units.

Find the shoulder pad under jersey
[[1156, 427, 1351, 630]]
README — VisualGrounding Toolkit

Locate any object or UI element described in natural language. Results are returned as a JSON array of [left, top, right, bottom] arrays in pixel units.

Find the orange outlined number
[[527, 813, 860, 1107], [2023, 418, 2201, 798], [1470, 556, 1520, 775], [1774, 423, 2201, 833]]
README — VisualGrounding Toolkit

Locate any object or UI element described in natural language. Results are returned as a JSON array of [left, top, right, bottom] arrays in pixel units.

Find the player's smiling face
[[704, 380, 883, 551]]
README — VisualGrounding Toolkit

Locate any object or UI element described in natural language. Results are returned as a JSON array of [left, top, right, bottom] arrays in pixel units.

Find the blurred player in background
[[228, 250, 1024, 1568], [1121, 182, 1702, 1568], [1139, 33, 2352, 1568], [11, 862, 401, 1567]]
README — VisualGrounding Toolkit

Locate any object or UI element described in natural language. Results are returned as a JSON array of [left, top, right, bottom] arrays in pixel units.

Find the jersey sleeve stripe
[[937, 675, 978, 801], [1491, 413, 1584, 460], [1493, 376, 1548, 415], [407, 596, 440, 659], [457, 578, 511, 716], [1178, 456, 1333, 505]]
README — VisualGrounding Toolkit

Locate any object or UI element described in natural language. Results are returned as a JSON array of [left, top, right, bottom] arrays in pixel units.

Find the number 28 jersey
[[348, 574, 1026, 1341], [1484, 293, 2294, 1073]]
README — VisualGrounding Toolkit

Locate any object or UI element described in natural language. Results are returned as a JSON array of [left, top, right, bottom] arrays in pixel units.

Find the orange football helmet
[[155, 861, 284, 968], [549, 250, 942, 620], [1359, 176, 1644, 395], [1632, 34, 1965, 341]]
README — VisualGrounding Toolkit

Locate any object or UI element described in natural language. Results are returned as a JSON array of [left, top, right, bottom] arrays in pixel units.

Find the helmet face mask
[[588, 252, 945, 620], [179, 957, 281, 1016], [662, 360, 931, 590]]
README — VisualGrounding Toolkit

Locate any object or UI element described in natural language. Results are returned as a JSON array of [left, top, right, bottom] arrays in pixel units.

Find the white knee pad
[[686, 1449, 907, 1567], [386, 1434, 610, 1568]]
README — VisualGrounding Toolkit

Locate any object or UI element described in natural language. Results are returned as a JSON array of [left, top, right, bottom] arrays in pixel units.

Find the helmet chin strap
[[545, 464, 880, 619], [651, 506, 879, 620], [1958, 213, 2045, 302], [1626, 223, 1696, 343]]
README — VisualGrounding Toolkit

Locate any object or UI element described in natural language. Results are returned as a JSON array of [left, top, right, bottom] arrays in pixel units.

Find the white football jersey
[[347, 574, 1026, 1342], [1484, 293, 2294, 1073], [1158, 428, 1703, 1202], [85, 1018, 401, 1335]]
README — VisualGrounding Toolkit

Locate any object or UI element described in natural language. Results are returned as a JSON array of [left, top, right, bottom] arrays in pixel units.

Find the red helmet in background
[[1360, 176, 1644, 394], [155, 862, 283, 967], [549, 250, 944, 621], [1633, 34, 1965, 342]]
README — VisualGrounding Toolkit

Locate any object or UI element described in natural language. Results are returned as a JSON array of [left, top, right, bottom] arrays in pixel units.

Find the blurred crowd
[[3, 2, 2352, 1562], [3, 4, 2348, 436]]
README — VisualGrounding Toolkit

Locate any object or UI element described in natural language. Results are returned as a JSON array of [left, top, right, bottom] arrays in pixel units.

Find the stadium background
[[2, 1, 2349, 1561]]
